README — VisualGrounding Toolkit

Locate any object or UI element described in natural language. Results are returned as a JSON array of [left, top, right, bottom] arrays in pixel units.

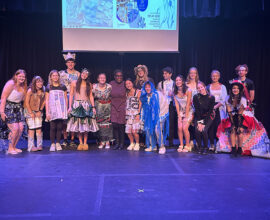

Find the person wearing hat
[[134, 64, 155, 90], [157, 66, 175, 147], [216, 80, 270, 158], [59, 52, 80, 149]]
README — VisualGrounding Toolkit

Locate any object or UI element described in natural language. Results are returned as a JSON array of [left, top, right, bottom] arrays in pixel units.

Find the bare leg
[[183, 120, 190, 147], [177, 118, 184, 146], [127, 133, 134, 144], [7, 123, 19, 153], [133, 132, 139, 144], [83, 132, 88, 145], [78, 133, 83, 145], [13, 122, 24, 152]]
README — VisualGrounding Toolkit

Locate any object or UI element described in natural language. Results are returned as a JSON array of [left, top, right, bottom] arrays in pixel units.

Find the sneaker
[[145, 147, 152, 152], [98, 143, 104, 149], [127, 143, 135, 151], [69, 141, 77, 149], [55, 143, 62, 151], [61, 140, 68, 148], [133, 143, 140, 151], [159, 146, 166, 154], [105, 144, 110, 149], [50, 144, 56, 152]]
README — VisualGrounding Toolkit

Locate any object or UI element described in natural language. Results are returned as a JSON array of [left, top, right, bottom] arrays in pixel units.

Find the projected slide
[[62, 0, 177, 30]]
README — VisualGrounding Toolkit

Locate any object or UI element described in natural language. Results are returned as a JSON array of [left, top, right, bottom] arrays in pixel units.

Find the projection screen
[[62, 0, 179, 52]]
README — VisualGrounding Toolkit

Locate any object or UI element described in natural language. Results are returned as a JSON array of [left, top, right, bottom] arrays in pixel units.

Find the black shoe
[[118, 145, 124, 150], [202, 148, 208, 155], [113, 145, 120, 150], [231, 147, 237, 157], [61, 140, 69, 149], [237, 147, 242, 155], [69, 141, 77, 149]]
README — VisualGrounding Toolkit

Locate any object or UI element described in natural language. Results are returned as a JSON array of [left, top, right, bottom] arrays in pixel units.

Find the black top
[[134, 77, 155, 90], [45, 84, 67, 92], [234, 77, 255, 92], [193, 93, 215, 125]]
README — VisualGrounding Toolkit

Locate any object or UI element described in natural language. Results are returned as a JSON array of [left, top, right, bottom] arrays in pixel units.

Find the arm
[[157, 82, 162, 92], [185, 90, 192, 118], [174, 96, 180, 116], [25, 89, 35, 118], [0, 81, 14, 121], [249, 90, 255, 103], [193, 95, 202, 123], [89, 85, 96, 115], [45, 92, 50, 120], [204, 96, 215, 125], [68, 81, 75, 111], [64, 91, 68, 110]]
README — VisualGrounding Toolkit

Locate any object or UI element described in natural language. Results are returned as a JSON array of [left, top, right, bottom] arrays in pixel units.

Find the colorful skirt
[[67, 100, 99, 133], [24, 109, 43, 130], [4, 101, 25, 124], [125, 115, 143, 133]]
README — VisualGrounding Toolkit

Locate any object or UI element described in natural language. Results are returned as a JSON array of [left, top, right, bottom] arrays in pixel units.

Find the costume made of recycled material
[[92, 83, 113, 143], [24, 89, 45, 130], [67, 100, 99, 133], [125, 89, 143, 133], [216, 81, 270, 158], [140, 81, 169, 149], [174, 93, 193, 123], [59, 70, 80, 94]]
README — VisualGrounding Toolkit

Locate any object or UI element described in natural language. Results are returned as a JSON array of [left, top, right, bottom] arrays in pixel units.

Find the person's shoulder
[[27, 88, 32, 94], [246, 78, 254, 83], [107, 83, 112, 89], [5, 80, 15, 87], [61, 84, 67, 91]]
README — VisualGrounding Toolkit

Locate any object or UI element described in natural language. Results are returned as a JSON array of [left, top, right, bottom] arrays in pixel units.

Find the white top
[[157, 79, 174, 103], [7, 89, 24, 103], [157, 91, 169, 118]]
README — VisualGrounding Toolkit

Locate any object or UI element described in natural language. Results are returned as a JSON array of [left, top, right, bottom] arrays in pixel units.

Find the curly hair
[[134, 64, 149, 85], [30, 76, 45, 93], [174, 75, 188, 95]]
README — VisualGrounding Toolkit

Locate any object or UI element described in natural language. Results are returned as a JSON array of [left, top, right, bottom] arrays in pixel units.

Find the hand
[[68, 107, 72, 114], [135, 115, 140, 121], [1, 112, 6, 121], [168, 91, 173, 97], [36, 111, 42, 118], [93, 108, 96, 115], [30, 112, 35, 119], [46, 113, 50, 121], [201, 124, 205, 131]]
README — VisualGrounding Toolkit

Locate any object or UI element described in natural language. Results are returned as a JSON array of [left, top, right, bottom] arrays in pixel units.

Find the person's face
[[238, 66, 247, 77], [232, 85, 240, 95], [16, 73, 26, 84], [51, 72, 59, 83], [66, 60, 75, 70], [175, 77, 183, 88], [114, 72, 123, 83], [125, 80, 133, 90], [98, 74, 106, 84], [138, 69, 145, 78], [36, 79, 43, 89], [189, 69, 197, 80], [197, 83, 206, 94], [163, 71, 172, 80], [211, 73, 220, 83], [81, 71, 89, 80], [145, 84, 152, 94]]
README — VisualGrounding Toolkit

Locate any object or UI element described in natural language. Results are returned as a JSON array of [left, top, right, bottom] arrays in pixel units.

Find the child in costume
[[217, 80, 270, 158], [67, 68, 99, 150], [24, 76, 45, 152], [140, 81, 169, 154]]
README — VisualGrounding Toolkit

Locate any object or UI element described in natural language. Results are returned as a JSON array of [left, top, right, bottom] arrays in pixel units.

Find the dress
[[59, 70, 79, 94], [67, 100, 99, 133], [174, 94, 193, 122], [217, 96, 270, 158], [125, 89, 143, 133], [92, 83, 113, 142]]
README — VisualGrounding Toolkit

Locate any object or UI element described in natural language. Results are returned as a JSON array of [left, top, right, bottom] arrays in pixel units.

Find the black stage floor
[[0, 140, 270, 220]]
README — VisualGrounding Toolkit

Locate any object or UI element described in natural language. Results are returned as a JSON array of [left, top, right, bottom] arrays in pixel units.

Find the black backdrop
[[0, 0, 270, 134]]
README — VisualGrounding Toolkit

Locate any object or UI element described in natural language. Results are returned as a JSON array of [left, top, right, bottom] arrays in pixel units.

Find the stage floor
[[0, 140, 270, 220]]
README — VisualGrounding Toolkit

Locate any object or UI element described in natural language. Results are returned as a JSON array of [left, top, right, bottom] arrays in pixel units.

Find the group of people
[[0, 52, 269, 158]]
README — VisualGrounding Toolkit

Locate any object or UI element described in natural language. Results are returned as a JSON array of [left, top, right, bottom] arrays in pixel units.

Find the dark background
[[0, 0, 269, 133]]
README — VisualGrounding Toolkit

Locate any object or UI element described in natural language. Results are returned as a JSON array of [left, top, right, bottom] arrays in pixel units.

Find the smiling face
[[145, 83, 152, 94], [125, 80, 133, 90], [175, 76, 183, 88], [232, 85, 240, 95], [189, 69, 197, 80], [35, 79, 44, 90], [114, 72, 123, 83], [238, 66, 247, 77], [66, 60, 75, 70], [81, 70, 89, 80], [163, 71, 172, 80], [98, 74, 106, 84], [211, 72, 220, 83], [15, 73, 26, 84], [138, 68, 145, 78], [197, 83, 207, 95], [51, 72, 59, 83]]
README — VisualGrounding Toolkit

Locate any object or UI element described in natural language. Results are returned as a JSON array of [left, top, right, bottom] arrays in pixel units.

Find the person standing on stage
[[45, 70, 68, 152], [0, 69, 27, 154], [193, 82, 215, 155], [207, 70, 227, 152], [110, 70, 126, 150], [24, 76, 45, 152], [134, 64, 155, 90], [125, 79, 142, 151], [92, 73, 114, 149], [157, 66, 175, 147], [233, 64, 255, 104], [59, 52, 80, 149], [174, 75, 193, 152], [67, 68, 99, 151]]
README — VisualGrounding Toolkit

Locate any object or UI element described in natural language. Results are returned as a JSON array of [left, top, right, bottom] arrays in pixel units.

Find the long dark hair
[[30, 76, 45, 94], [228, 84, 244, 105], [76, 68, 92, 98], [174, 75, 188, 95]]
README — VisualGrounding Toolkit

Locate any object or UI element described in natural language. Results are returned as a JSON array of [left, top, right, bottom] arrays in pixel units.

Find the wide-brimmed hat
[[229, 79, 244, 91]]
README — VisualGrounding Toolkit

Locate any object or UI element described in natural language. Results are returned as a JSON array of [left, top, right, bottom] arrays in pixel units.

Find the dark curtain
[[0, 0, 270, 134]]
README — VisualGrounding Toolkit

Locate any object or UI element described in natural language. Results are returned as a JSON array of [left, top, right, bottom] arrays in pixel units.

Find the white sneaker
[[105, 144, 110, 149], [133, 143, 140, 151], [145, 147, 152, 152], [153, 146, 157, 151], [50, 143, 56, 152], [127, 143, 135, 151], [98, 143, 104, 149], [159, 146, 166, 154], [55, 143, 62, 151]]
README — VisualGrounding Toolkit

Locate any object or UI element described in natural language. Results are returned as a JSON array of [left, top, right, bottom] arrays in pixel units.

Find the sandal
[[177, 145, 184, 152]]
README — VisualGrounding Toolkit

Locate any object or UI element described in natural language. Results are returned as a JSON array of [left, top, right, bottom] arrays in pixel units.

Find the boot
[[231, 146, 237, 157], [237, 147, 242, 155]]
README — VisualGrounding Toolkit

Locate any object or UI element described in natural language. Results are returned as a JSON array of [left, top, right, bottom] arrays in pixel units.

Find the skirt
[[4, 101, 25, 124], [24, 109, 43, 130]]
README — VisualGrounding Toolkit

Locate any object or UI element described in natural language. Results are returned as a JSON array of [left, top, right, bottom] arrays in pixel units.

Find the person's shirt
[[234, 77, 255, 93], [59, 69, 80, 93], [193, 93, 215, 125], [157, 79, 174, 103], [45, 84, 67, 93], [225, 96, 247, 113], [134, 77, 155, 90]]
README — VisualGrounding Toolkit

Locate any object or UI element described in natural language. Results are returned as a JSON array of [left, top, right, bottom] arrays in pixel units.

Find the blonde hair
[[211, 69, 220, 77], [48, 70, 60, 88], [12, 69, 27, 94], [186, 67, 199, 84], [134, 64, 149, 85]]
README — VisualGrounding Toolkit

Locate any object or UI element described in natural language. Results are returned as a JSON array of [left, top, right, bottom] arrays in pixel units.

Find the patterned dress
[[174, 94, 193, 122], [92, 83, 113, 142]]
